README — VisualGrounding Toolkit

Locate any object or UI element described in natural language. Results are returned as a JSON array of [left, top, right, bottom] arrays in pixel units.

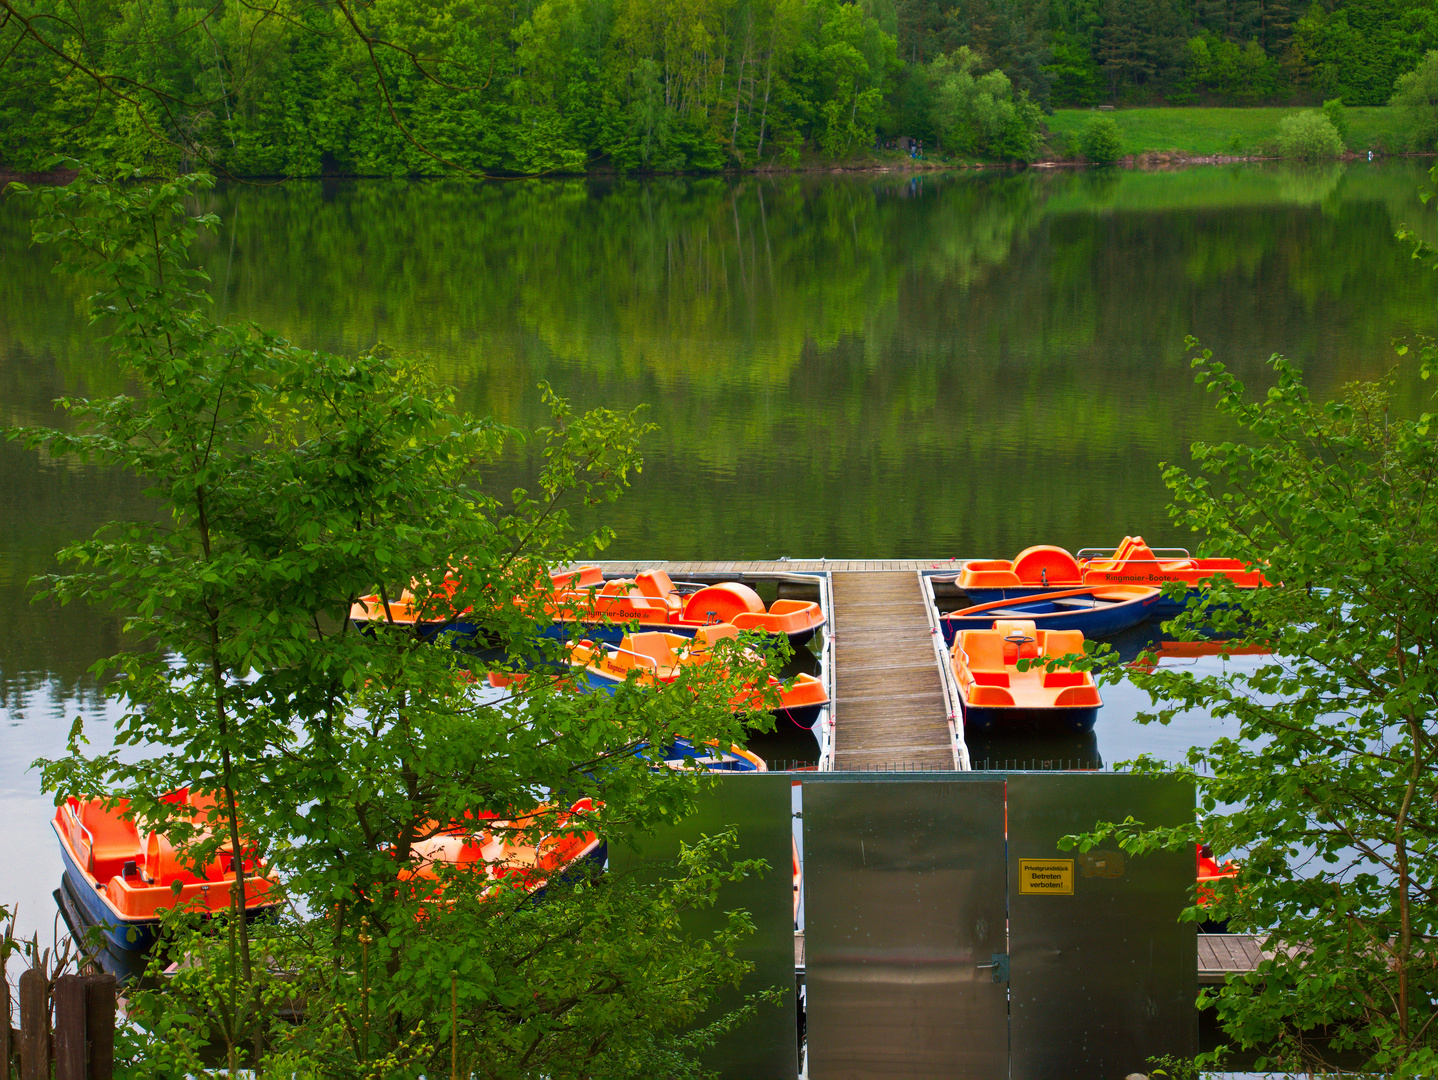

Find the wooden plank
[[0, 957, 10, 1080], [86, 974, 117, 1080], [19, 967, 48, 1080], [830, 571, 953, 771], [53, 975, 86, 1080]]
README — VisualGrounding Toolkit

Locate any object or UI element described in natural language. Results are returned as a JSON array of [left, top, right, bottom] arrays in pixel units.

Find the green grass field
[[1046, 106, 1411, 158]]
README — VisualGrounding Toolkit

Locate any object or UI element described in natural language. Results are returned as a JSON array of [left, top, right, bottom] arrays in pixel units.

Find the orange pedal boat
[[52, 789, 279, 954], [561, 622, 829, 728], [401, 798, 606, 900], [546, 569, 826, 646], [958, 536, 1267, 615], [351, 565, 826, 647], [950, 620, 1103, 733]]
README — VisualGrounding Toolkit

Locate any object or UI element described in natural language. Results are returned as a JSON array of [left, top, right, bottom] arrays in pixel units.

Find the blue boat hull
[[56, 837, 158, 954], [941, 591, 1161, 645], [961, 703, 1100, 734]]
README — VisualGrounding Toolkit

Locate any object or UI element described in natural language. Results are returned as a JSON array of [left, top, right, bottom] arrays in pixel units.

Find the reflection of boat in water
[[939, 586, 1160, 644], [965, 728, 1102, 771], [351, 566, 826, 646], [950, 621, 1103, 734], [53, 877, 152, 983], [52, 791, 279, 956], [959, 537, 1267, 615]]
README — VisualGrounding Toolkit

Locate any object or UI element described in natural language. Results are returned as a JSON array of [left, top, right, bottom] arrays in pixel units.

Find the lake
[[3, 160, 1435, 944]]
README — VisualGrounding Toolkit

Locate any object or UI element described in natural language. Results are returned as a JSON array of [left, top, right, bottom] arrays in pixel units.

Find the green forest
[[1, 0, 1437, 175]]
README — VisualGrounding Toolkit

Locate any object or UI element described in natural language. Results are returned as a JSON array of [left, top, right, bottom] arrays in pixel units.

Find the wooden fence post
[[84, 975, 116, 1080], [1, 954, 11, 1079], [18, 967, 48, 1080], [54, 974, 86, 1080]]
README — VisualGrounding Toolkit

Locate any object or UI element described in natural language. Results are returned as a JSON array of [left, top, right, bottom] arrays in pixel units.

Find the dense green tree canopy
[[3, 0, 1437, 174]]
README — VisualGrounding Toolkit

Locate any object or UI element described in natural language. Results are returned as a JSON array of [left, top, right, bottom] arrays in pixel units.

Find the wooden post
[[85, 975, 117, 1080], [1, 953, 11, 1080], [18, 966, 49, 1080], [54, 974, 87, 1080]]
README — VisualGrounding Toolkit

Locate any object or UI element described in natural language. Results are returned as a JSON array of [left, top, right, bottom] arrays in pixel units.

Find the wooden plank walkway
[[829, 572, 955, 770]]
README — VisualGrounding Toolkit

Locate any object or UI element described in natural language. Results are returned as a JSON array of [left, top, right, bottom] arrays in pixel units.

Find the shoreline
[[3, 150, 1433, 187]]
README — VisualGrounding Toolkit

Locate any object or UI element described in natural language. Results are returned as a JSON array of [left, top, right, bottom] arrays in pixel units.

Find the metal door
[[804, 779, 1009, 1079], [1007, 773, 1197, 1079]]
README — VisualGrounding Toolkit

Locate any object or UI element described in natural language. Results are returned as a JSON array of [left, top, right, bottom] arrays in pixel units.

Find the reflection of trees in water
[[1273, 163, 1346, 207], [2, 166, 1436, 567]]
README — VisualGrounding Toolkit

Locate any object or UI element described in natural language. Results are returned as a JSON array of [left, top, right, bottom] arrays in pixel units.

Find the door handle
[[976, 953, 1009, 984]]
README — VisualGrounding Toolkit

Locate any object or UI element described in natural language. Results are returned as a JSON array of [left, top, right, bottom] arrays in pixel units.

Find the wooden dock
[[829, 572, 955, 770]]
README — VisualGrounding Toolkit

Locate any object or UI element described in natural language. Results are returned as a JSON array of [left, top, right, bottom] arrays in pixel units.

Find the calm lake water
[[3, 161, 1436, 943]]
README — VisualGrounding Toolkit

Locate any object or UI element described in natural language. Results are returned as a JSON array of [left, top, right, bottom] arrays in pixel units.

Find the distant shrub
[[1391, 50, 1438, 150], [1276, 111, 1343, 161], [1079, 115, 1122, 164], [1322, 98, 1350, 147]]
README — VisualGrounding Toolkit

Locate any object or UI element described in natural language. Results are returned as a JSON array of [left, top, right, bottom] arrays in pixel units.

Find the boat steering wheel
[[1003, 631, 1036, 647]]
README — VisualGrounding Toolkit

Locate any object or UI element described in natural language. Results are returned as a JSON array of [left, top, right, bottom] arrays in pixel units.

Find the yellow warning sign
[[1019, 859, 1074, 895]]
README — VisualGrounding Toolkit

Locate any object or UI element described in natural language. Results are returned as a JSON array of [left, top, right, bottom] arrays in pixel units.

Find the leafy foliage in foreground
[[1066, 336, 1438, 1075], [11, 164, 785, 1076]]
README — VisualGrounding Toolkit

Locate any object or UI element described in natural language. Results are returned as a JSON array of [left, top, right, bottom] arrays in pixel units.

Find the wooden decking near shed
[[829, 572, 955, 770], [1198, 933, 1267, 984]]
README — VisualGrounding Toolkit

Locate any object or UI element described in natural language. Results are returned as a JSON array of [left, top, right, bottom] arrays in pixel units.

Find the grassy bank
[[1046, 106, 1410, 159]]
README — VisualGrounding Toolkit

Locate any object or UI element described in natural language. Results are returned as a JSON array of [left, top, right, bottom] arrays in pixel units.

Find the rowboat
[[950, 620, 1103, 733], [567, 624, 830, 728], [938, 585, 1161, 645], [351, 566, 825, 646], [958, 536, 1267, 615], [51, 790, 279, 955]]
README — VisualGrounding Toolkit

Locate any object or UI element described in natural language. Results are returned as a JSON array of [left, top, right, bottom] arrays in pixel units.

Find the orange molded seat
[[635, 570, 677, 599], [1042, 671, 1087, 689], [957, 633, 1010, 687], [616, 632, 677, 673], [969, 685, 1016, 707], [693, 623, 740, 650], [143, 831, 226, 886], [551, 565, 603, 590], [1041, 630, 1086, 659], [1054, 685, 1102, 708], [1086, 536, 1138, 572], [600, 579, 633, 595], [993, 620, 1041, 662], [1010, 546, 1082, 587], [77, 799, 143, 880], [960, 632, 1007, 673]]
